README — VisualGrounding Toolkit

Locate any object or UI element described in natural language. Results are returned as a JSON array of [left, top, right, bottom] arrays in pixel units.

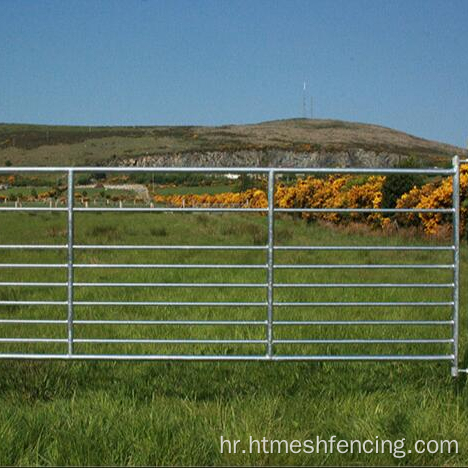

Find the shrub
[[381, 173, 423, 208], [381, 158, 423, 209]]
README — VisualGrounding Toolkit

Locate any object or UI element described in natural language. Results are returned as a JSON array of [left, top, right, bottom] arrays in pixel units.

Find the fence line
[[0, 159, 464, 376]]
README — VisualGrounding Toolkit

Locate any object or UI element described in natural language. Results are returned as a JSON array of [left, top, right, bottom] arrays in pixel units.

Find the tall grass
[[0, 211, 466, 465]]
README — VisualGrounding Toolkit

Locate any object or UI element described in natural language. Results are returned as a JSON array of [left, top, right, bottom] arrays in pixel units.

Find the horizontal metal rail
[[0, 282, 68, 287], [276, 208, 454, 213], [0, 338, 266, 344], [0, 300, 266, 307], [0, 206, 452, 213], [0, 166, 454, 174], [0, 354, 454, 361], [74, 282, 267, 288], [75, 338, 266, 344], [74, 263, 268, 269], [0, 166, 455, 175], [274, 264, 454, 269], [0, 245, 67, 250], [0, 300, 67, 306], [73, 245, 267, 250], [274, 301, 453, 307], [0, 337, 451, 345], [0, 244, 453, 251], [274, 339, 454, 344], [1, 263, 449, 270], [0, 319, 267, 326], [0, 263, 67, 268], [0, 319, 453, 327], [0, 207, 67, 212], [74, 207, 268, 212], [274, 283, 454, 288], [0, 281, 452, 289], [0, 300, 452, 307], [0, 263, 267, 269], [274, 245, 454, 251], [275, 320, 454, 326]]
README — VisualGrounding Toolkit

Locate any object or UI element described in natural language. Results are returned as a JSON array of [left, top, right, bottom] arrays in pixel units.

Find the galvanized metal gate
[[0, 157, 465, 376]]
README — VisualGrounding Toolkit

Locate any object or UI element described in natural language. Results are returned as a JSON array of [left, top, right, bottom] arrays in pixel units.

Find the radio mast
[[302, 81, 307, 118]]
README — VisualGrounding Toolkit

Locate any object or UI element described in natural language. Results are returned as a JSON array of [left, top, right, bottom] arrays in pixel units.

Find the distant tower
[[310, 96, 313, 119], [302, 81, 307, 118]]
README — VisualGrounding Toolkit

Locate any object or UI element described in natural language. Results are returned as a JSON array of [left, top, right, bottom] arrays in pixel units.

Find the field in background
[[0, 210, 467, 465]]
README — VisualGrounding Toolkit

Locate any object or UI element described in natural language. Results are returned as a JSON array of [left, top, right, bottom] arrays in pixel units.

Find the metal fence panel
[[0, 160, 463, 376]]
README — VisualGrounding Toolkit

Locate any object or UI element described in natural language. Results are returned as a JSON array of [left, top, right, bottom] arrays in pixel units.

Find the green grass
[[0, 212, 467, 465], [155, 184, 236, 195]]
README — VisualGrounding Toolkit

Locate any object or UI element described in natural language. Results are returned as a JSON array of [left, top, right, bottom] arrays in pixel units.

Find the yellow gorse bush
[[154, 166, 468, 237]]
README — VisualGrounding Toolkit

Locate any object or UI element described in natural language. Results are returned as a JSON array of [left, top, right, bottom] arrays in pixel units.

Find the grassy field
[[154, 184, 236, 196], [0, 211, 467, 465]]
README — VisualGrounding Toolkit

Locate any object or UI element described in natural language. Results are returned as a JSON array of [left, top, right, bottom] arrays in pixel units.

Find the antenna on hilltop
[[310, 96, 313, 119], [302, 81, 307, 118]]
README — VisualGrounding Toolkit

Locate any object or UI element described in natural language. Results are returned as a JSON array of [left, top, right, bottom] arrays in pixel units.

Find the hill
[[0, 119, 465, 167]]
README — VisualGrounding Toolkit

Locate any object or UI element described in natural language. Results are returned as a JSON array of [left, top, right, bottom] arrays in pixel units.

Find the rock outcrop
[[114, 148, 407, 169]]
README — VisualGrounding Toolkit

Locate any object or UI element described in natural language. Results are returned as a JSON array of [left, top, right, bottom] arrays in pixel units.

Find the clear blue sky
[[1, 0, 467, 146]]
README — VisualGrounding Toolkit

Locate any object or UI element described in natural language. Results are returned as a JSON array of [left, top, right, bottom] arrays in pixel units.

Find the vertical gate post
[[67, 169, 75, 356], [451, 155, 460, 377], [267, 169, 275, 358]]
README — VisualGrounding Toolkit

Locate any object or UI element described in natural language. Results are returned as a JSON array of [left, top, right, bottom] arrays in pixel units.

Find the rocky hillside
[[0, 119, 465, 167]]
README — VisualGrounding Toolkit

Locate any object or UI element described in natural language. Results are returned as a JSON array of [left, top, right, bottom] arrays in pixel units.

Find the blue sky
[[0, 0, 467, 146]]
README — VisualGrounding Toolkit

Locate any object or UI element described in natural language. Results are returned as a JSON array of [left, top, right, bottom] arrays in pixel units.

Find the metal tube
[[0, 319, 67, 324], [274, 264, 454, 269], [0, 245, 67, 250], [275, 320, 454, 326], [274, 245, 454, 251], [267, 169, 275, 358], [274, 301, 453, 307], [270, 354, 454, 361], [0, 338, 66, 343], [0, 354, 454, 361], [75, 338, 266, 344], [74, 245, 267, 250], [0, 319, 265, 326], [73, 207, 453, 213], [74, 301, 267, 307], [452, 155, 460, 377], [74, 207, 267, 212], [274, 283, 454, 288], [0, 282, 67, 287], [0, 207, 67, 212], [0, 166, 455, 175], [75, 320, 267, 326], [0, 300, 67, 305], [74, 282, 267, 288], [73, 263, 268, 269], [0, 263, 67, 268], [67, 169, 74, 356], [274, 339, 453, 344], [276, 208, 453, 214], [72, 281, 451, 289]]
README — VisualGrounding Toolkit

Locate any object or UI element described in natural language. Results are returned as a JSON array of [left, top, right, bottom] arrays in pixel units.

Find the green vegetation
[[155, 184, 235, 196], [0, 211, 466, 465], [381, 158, 425, 208]]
